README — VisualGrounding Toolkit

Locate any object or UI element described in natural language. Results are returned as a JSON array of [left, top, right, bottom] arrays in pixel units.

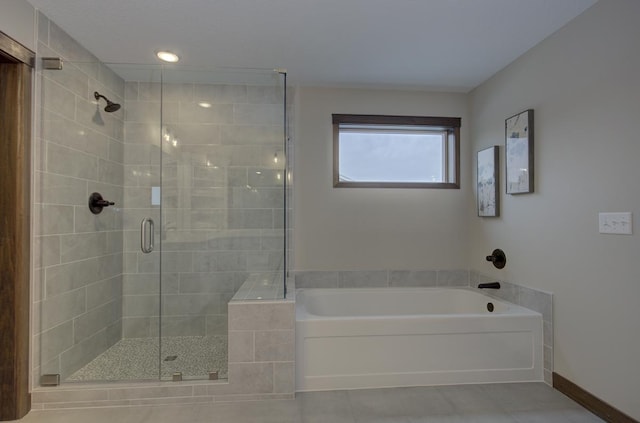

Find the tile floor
[[18, 383, 603, 423]]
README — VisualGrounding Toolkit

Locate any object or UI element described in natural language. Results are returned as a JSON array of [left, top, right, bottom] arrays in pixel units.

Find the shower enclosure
[[35, 60, 289, 384]]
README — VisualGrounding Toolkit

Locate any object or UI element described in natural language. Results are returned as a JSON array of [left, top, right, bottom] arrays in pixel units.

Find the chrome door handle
[[140, 217, 154, 253]]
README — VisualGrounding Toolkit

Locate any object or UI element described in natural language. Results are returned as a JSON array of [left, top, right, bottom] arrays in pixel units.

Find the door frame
[[0, 30, 34, 421]]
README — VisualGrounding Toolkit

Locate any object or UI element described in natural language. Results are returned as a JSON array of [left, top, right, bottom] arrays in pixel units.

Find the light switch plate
[[599, 212, 632, 235]]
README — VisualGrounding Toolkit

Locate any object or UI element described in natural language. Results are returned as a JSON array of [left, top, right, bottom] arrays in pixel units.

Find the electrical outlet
[[598, 212, 632, 235]]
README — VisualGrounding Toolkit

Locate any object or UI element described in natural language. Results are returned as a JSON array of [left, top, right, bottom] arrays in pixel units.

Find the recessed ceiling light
[[156, 51, 180, 63], [198, 102, 212, 108]]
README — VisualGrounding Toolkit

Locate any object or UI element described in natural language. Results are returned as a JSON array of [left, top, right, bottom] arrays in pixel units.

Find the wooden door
[[0, 31, 33, 421]]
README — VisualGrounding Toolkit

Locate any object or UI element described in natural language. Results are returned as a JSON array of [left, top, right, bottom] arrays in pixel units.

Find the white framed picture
[[477, 146, 499, 217], [505, 109, 534, 194]]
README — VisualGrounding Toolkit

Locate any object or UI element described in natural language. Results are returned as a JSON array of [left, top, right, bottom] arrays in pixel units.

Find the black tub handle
[[486, 249, 506, 269]]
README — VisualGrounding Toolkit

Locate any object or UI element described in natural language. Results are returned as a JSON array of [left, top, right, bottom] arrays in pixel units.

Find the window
[[333, 114, 461, 188]]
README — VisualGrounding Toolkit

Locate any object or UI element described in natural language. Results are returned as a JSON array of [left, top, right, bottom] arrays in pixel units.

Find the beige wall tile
[[224, 362, 273, 394], [32, 388, 109, 404], [228, 302, 294, 331], [107, 385, 194, 400], [228, 331, 254, 363], [273, 362, 295, 394], [254, 331, 294, 362]]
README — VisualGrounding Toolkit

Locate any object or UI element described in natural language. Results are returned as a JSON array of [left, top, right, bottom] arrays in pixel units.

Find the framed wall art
[[477, 146, 499, 217], [505, 109, 534, 194]]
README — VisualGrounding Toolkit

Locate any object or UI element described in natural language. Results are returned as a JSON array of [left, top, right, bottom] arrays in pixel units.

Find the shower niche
[[35, 60, 289, 385]]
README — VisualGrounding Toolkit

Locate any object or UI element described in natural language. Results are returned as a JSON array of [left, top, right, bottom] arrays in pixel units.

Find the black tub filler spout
[[478, 282, 501, 289]]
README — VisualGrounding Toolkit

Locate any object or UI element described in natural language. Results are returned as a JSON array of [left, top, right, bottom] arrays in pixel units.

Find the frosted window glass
[[339, 131, 444, 183]]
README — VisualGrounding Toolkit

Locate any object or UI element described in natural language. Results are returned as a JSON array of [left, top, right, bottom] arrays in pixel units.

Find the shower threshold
[[66, 336, 228, 382]]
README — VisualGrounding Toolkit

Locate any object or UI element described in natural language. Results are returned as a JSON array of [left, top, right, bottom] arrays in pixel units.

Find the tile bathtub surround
[[34, 12, 125, 382], [293, 269, 470, 289], [471, 271, 554, 385]]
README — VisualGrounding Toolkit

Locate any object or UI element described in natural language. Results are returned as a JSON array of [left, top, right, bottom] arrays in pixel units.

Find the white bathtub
[[295, 287, 543, 391]]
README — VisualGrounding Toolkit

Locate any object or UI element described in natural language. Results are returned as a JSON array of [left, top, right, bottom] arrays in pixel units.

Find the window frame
[[332, 114, 461, 189]]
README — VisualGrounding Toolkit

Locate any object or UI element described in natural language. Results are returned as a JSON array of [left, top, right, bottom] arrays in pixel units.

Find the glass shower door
[[36, 60, 164, 383], [120, 68, 164, 380], [158, 68, 287, 381]]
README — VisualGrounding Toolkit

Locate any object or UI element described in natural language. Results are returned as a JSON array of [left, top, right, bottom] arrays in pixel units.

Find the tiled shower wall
[[121, 80, 286, 338], [33, 12, 125, 382]]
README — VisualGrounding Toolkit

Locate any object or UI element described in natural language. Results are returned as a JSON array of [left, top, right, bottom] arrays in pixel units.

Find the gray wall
[[469, 0, 640, 419], [33, 12, 125, 381], [293, 87, 470, 271]]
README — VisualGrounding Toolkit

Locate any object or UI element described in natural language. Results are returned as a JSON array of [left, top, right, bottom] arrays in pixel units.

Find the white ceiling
[[27, 0, 597, 91]]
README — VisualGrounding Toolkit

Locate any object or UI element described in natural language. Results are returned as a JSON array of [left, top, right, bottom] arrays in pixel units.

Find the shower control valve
[[89, 192, 115, 215]]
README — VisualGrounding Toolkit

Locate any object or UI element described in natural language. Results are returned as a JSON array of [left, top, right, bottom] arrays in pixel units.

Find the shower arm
[[93, 91, 121, 112], [94, 92, 107, 102]]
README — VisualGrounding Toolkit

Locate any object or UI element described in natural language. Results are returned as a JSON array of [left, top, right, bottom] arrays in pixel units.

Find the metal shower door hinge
[[42, 57, 63, 70], [40, 374, 60, 386]]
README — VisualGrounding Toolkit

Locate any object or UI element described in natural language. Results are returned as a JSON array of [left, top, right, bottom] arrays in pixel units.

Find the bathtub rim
[[295, 286, 542, 321]]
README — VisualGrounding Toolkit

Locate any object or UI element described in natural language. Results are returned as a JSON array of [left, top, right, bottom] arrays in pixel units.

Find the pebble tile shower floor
[[67, 336, 228, 382]]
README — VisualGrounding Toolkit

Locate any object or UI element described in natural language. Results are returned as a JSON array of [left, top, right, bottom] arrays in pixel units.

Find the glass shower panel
[[158, 68, 287, 380], [37, 61, 286, 385], [35, 60, 161, 383]]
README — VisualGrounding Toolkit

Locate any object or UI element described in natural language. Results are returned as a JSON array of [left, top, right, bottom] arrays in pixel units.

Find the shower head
[[94, 91, 121, 112]]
